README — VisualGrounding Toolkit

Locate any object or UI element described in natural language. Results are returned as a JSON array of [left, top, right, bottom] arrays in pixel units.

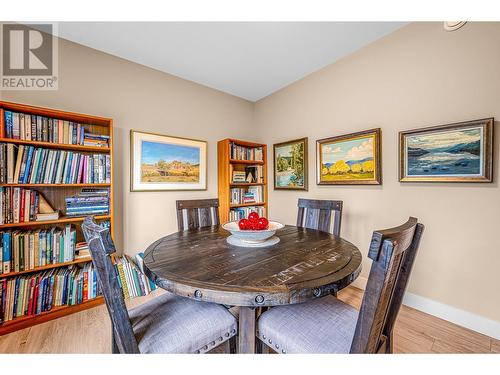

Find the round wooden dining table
[[143, 225, 362, 354]]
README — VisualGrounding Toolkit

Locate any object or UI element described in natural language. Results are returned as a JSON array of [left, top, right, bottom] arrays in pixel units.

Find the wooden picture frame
[[130, 130, 207, 191], [399, 118, 493, 182], [316, 128, 381, 185], [273, 137, 308, 190]]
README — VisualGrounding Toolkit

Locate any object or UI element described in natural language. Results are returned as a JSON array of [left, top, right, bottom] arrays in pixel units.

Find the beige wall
[[1, 37, 255, 254], [2, 22, 499, 323], [254, 22, 500, 322]]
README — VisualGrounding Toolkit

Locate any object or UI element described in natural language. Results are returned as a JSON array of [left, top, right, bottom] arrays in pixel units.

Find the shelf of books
[[0, 101, 114, 335], [217, 138, 268, 223]]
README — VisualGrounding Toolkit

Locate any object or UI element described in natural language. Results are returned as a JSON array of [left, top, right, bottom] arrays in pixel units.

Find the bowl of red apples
[[222, 212, 284, 247]]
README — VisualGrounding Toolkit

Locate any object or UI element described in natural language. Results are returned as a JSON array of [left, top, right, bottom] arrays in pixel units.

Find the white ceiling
[[58, 22, 407, 102]]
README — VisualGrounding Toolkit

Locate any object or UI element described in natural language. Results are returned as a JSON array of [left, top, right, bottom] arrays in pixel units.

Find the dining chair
[[82, 217, 237, 354], [176, 198, 220, 231], [296, 198, 343, 236], [256, 217, 424, 354]]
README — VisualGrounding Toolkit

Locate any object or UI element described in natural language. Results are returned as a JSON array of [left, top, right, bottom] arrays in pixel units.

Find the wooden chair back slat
[[350, 217, 424, 354], [296, 198, 343, 236], [176, 199, 220, 231], [82, 217, 139, 354]]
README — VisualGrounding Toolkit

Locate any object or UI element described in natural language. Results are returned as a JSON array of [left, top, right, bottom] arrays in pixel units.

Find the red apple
[[257, 217, 269, 230], [238, 218, 250, 230], [248, 212, 260, 223]]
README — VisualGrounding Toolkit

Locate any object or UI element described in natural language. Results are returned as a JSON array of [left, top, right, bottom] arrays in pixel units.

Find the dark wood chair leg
[[229, 335, 237, 354], [223, 336, 238, 354], [256, 339, 270, 354], [111, 330, 120, 354], [256, 339, 263, 353], [386, 332, 394, 354]]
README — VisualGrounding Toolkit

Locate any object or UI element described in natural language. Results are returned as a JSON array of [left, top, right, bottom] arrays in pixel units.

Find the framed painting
[[316, 128, 381, 185], [399, 118, 493, 182], [130, 130, 207, 191], [273, 137, 308, 190]]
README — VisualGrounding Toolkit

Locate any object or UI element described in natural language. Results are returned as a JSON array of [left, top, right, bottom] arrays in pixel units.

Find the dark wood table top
[[143, 225, 362, 307]]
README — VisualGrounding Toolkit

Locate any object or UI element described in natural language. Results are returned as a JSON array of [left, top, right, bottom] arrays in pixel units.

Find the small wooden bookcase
[[0, 101, 113, 335], [217, 138, 268, 223]]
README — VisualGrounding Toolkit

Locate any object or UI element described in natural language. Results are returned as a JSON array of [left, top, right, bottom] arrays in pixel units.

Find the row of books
[[65, 188, 109, 216], [0, 188, 41, 224], [0, 143, 111, 184], [0, 263, 100, 324], [230, 165, 264, 183], [229, 206, 266, 221], [115, 254, 157, 299], [3, 110, 109, 147], [230, 186, 264, 205], [0, 225, 77, 275], [229, 142, 263, 161]]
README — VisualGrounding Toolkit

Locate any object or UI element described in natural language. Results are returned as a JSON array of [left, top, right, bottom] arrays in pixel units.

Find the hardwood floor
[[0, 286, 497, 354]]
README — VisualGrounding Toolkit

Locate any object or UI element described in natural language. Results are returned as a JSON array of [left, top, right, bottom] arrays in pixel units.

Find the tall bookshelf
[[0, 101, 113, 335], [217, 138, 268, 223]]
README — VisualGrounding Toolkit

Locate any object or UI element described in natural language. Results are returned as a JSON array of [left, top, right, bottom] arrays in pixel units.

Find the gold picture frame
[[316, 128, 382, 185]]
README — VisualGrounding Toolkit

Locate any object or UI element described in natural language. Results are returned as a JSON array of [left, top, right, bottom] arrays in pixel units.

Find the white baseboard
[[348, 276, 500, 340]]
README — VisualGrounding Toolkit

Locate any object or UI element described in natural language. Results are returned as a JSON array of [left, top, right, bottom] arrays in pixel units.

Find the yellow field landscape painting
[[318, 130, 380, 184]]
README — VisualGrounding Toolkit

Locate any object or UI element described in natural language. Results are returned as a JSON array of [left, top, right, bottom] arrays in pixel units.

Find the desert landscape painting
[[317, 129, 381, 185], [140, 141, 200, 183]]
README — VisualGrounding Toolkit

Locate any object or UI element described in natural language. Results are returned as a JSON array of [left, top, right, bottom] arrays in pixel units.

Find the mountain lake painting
[[317, 129, 381, 185], [405, 127, 482, 177], [400, 119, 493, 182]]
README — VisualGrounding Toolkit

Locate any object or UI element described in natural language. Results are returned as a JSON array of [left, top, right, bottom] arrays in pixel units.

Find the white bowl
[[222, 220, 285, 243]]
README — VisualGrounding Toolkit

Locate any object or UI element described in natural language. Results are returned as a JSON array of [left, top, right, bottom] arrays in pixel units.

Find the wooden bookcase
[[217, 138, 268, 223], [0, 101, 113, 335]]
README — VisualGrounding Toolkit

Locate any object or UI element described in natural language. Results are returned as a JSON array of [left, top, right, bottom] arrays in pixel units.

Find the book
[[35, 211, 60, 222], [2, 232, 11, 273], [232, 171, 246, 183], [4, 111, 13, 138], [74, 242, 90, 260]]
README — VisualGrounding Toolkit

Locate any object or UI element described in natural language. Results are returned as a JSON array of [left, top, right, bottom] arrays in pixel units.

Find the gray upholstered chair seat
[[257, 295, 358, 354], [129, 292, 237, 354]]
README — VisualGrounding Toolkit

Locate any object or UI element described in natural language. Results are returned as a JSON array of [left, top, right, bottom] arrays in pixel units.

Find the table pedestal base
[[238, 306, 256, 354]]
